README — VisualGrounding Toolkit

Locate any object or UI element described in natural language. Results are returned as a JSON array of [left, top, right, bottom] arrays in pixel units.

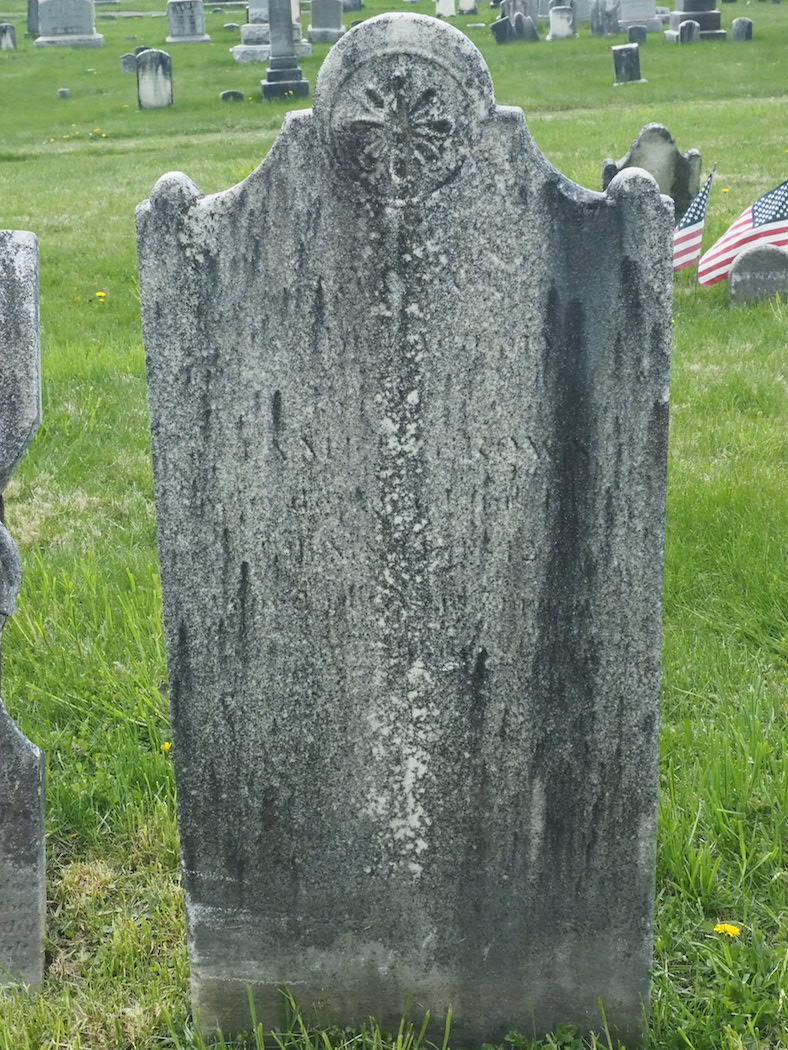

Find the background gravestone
[[602, 122, 701, 220], [137, 12, 671, 1045], [612, 41, 644, 82], [0, 23, 17, 49], [26, 0, 39, 38], [0, 229, 45, 993], [34, 0, 104, 46], [729, 244, 788, 304], [665, 0, 726, 39], [166, 0, 211, 42], [731, 15, 752, 37], [308, 0, 344, 43]]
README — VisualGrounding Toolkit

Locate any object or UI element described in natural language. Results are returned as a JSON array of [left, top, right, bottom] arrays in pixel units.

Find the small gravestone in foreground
[[138, 12, 671, 1045], [35, 0, 105, 47], [612, 42, 644, 82], [137, 48, 173, 107], [0, 23, 17, 49], [602, 122, 700, 220], [260, 0, 308, 96], [731, 15, 752, 37], [729, 244, 788, 305], [0, 229, 45, 993], [166, 0, 211, 42], [308, 0, 344, 43]]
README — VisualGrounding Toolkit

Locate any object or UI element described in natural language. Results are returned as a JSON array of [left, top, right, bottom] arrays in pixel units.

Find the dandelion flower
[[714, 923, 741, 938], [161, 741, 172, 754], [95, 291, 106, 298], [721, 188, 729, 194]]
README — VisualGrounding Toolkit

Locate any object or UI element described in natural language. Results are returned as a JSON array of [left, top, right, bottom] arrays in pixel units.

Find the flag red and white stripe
[[697, 180, 788, 286], [673, 172, 713, 272]]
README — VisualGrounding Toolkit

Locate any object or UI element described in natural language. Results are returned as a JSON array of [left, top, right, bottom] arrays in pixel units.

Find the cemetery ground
[[0, 2, 786, 1047]]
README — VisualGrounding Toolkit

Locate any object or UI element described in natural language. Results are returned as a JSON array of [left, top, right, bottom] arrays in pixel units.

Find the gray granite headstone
[[166, 0, 211, 42], [35, 0, 104, 47], [729, 244, 788, 304], [137, 11, 671, 1045], [601, 123, 700, 220], [547, 4, 575, 36], [342, 0, 361, 10], [731, 15, 752, 37], [458, 0, 477, 12], [0, 23, 17, 49], [26, 0, 39, 37], [220, 88, 245, 99], [490, 13, 513, 39], [590, 0, 619, 34], [0, 229, 45, 993], [56, 86, 70, 96], [259, 0, 308, 95], [136, 48, 173, 107], [627, 21, 646, 40], [308, 0, 344, 42], [120, 50, 137, 71], [520, 13, 539, 36], [678, 16, 700, 38], [665, 0, 725, 38], [248, 0, 269, 22], [612, 41, 643, 81]]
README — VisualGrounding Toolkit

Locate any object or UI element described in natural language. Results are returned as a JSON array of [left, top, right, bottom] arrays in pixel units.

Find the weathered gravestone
[[0, 229, 45, 993], [627, 22, 647, 41], [308, 0, 344, 43], [590, 0, 619, 34], [26, 0, 39, 37], [435, 0, 456, 15], [0, 23, 17, 49], [136, 48, 173, 107], [166, 0, 211, 42], [602, 123, 700, 221], [729, 244, 788, 304], [259, 0, 308, 95], [665, 0, 725, 38], [612, 41, 644, 81], [137, 12, 671, 1045], [547, 4, 575, 36], [617, 0, 660, 30], [120, 50, 137, 72], [490, 13, 514, 39], [458, 0, 477, 13], [731, 14, 752, 37], [35, 0, 104, 47]]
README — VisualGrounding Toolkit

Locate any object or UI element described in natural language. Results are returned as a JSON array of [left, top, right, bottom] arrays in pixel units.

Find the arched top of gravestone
[[601, 122, 701, 218]]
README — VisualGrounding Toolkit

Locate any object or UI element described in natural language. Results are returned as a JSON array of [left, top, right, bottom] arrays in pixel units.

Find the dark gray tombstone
[[602, 123, 701, 220], [260, 0, 309, 97], [133, 42, 150, 52], [342, 0, 361, 9], [220, 88, 245, 99], [26, 0, 39, 37], [0, 229, 45, 994], [120, 51, 137, 72], [137, 12, 671, 1046], [512, 9, 526, 33], [490, 13, 513, 39], [627, 21, 647, 40], [521, 12, 539, 36], [0, 23, 17, 49], [56, 87, 70, 96], [612, 41, 643, 81], [664, 0, 725, 38], [678, 17, 700, 40], [136, 48, 173, 108], [729, 245, 788, 305], [308, 0, 344, 43], [731, 14, 752, 37], [590, 0, 619, 33]]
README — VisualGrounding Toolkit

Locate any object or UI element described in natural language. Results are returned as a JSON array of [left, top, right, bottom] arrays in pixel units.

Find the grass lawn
[[0, 2, 786, 1047]]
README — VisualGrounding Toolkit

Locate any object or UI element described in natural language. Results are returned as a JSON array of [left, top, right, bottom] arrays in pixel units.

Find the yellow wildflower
[[721, 188, 729, 194], [95, 291, 107, 299], [714, 923, 741, 938], [161, 741, 172, 754]]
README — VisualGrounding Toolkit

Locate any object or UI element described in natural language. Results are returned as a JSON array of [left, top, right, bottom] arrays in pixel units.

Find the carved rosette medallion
[[325, 54, 477, 201]]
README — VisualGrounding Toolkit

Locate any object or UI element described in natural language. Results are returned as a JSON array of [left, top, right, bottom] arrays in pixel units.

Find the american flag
[[698, 180, 788, 286], [673, 172, 713, 273]]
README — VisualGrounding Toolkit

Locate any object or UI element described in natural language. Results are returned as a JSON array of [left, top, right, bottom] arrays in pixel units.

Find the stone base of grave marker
[[667, 9, 720, 28], [307, 24, 344, 41], [35, 30, 104, 44], [138, 13, 670, 1047], [260, 55, 308, 96], [166, 31, 211, 41]]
